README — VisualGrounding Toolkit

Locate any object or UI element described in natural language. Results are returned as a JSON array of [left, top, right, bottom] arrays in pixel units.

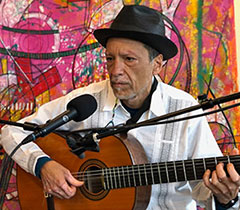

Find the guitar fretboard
[[102, 155, 240, 190]]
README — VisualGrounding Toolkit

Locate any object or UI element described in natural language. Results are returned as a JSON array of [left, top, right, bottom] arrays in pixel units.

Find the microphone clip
[[61, 131, 100, 158]]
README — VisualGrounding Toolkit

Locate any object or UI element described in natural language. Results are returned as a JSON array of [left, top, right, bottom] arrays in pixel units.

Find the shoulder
[[36, 80, 111, 112], [65, 79, 111, 101], [159, 82, 198, 104], [68, 79, 110, 97]]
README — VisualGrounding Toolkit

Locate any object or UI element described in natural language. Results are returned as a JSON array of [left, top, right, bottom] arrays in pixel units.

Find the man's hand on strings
[[40, 160, 84, 199], [203, 148, 240, 204]]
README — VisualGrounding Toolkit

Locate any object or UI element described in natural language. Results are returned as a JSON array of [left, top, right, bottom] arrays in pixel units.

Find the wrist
[[35, 157, 52, 178], [214, 195, 238, 209]]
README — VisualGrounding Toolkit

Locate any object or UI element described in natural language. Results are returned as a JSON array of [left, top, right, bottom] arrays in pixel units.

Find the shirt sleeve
[[35, 157, 52, 178], [0, 94, 69, 175]]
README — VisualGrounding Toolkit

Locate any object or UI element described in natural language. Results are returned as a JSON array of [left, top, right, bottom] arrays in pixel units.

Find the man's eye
[[126, 57, 135, 61], [106, 57, 113, 62]]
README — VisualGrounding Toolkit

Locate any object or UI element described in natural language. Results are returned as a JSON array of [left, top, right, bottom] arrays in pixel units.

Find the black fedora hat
[[94, 5, 178, 60]]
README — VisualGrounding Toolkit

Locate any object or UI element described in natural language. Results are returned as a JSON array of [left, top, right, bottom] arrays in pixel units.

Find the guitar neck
[[102, 155, 240, 190]]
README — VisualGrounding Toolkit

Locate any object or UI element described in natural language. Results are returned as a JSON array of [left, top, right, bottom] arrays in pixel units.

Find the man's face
[[105, 37, 162, 108]]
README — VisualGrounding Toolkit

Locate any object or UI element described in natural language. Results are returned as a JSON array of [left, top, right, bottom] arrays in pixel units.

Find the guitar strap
[[45, 193, 55, 210]]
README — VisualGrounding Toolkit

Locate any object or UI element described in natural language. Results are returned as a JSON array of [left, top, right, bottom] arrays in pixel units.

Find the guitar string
[[70, 156, 240, 176], [70, 159, 240, 189], [70, 157, 240, 181], [71, 157, 240, 178]]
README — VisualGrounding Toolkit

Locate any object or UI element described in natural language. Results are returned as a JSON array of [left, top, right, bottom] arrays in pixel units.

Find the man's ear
[[152, 54, 163, 75]]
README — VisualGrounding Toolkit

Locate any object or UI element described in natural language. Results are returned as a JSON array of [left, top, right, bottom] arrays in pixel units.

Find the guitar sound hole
[[79, 159, 109, 200], [84, 166, 103, 193]]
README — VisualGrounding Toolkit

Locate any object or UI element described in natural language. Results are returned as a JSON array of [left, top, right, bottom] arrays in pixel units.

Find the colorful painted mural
[[0, 0, 239, 209]]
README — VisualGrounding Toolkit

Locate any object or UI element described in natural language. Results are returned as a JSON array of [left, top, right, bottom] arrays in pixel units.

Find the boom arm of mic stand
[[0, 120, 41, 131], [137, 99, 215, 126], [71, 92, 240, 157], [95, 99, 216, 138], [139, 91, 240, 126], [96, 93, 240, 137]]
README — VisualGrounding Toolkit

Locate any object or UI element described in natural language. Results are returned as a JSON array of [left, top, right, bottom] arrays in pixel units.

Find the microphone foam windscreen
[[67, 94, 97, 122]]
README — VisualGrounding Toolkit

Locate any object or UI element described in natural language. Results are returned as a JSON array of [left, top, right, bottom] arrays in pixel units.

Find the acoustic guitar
[[17, 133, 240, 210]]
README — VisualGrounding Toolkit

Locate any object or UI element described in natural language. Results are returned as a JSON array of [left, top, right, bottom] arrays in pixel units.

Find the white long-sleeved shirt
[[1, 79, 238, 209]]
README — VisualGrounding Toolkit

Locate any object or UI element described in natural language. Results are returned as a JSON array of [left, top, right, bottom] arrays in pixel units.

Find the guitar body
[[17, 133, 151, 210]]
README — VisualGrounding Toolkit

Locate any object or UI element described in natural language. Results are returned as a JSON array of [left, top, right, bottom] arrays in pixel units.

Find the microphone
[[21, 94, 97, 145]]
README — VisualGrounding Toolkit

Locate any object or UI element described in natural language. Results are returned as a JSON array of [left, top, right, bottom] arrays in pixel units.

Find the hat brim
[[94, 28, 178, 60]]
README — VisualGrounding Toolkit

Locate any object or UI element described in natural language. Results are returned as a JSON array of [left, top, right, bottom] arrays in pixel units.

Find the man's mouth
[[111, 81, 128, 88]]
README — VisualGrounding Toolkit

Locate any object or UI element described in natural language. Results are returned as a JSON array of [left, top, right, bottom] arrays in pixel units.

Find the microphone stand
[[0, 120, 41, 131], [0, 120, 41, 208], [71, 92, 240, 156]]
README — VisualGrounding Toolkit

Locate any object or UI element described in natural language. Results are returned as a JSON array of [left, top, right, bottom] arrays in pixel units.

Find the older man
[[1, 5, 239, 210]]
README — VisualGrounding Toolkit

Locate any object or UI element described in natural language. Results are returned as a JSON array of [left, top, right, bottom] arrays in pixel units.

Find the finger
[[203, 169, 231, 203], [42, 177, 71, 199], [215, 164, 239, 200], [229, 148, 239, 156], [66, 171, 84, 187], [58, 182, 77, 198], [212, 171, 229, 194], [203, 170, 221, 193], [215, 163, 227, 181], [47, 190, 65, 199], [227, 163, 240, 184], [59, 173, 83, 197], [226, 164, 240, 198]]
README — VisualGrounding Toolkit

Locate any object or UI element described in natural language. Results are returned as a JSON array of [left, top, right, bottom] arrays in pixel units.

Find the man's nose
[[110, 59, 124, 76]]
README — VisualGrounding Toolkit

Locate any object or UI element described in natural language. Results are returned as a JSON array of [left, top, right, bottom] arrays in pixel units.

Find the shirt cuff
[[214, 195, 239, 209], [35, 156, 52, 178]]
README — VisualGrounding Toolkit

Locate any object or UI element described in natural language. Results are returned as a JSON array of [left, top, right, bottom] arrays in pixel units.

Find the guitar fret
[[110, 168, 114, 189], [157, 163, 162, 184], [115, 167, 121, 188], [215, 157, 218, 166], [102, 169, 106, 190], [132, 165, 136, 186], [105, 168, 110, 190], [150, 164, 155, 184], [182, 160, 187, 181], [203, 158, 206, 171], [227, 156, 230, 164], [121, 166, 126, 188], [127, 166, 131, 187], [117, 167, 121, 188], [192, 159, 197, 180], [113, 167, 117, 188], [165, 162, 169, 183], [144, 164, 148, 186], [173, 161, 178, 182], [138, 165, 142, 186]]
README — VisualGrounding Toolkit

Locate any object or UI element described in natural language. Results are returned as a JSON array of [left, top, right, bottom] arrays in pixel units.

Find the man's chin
[[113, 89, 135, 100]]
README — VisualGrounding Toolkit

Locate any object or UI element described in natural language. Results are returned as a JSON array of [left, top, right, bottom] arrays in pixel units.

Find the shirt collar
[[150, 80, 166, 117], [102, 80, 118, 111], [102, 78, 166, 117]]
